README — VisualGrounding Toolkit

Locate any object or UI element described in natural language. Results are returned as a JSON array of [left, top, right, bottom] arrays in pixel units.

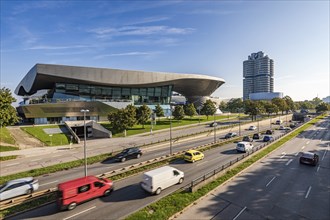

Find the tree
[[311, 97, 322, 106], [283, 96, 295, 112], [201, 100, 217, 119], [219, 101, 228, 112], [0, 87, 20, 127], [136, 104, 152, 128], [107, 105, 137, 133], [154, 104, 164, 121], [264, 102, 279, 116], [271, 97, 287, 114], [243, 100, 265, 120], [226, 98, 244, 113], [172, 105, 185, 120], [184, 103, 197, 119], [315, 102, 329, 113]]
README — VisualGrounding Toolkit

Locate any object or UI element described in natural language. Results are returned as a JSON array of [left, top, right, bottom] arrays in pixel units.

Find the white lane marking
[[63, 206, 96, 220], [266, 176, 276, 187], [301, 146, 305, 150], [233, 206, 247, 220], [305, 186, 312, 199], [295, 152, 299, 156], [306, 141, 310, 145], [31, 159, 41, 162], [196, 161, 208, 166], [39, 180, 58, 187], [280, 152, 286, 159], [5, 162, 19, 167], [317, 165, 320, 172], [322, 150, 327, 161], [285, 159, 293, 166]]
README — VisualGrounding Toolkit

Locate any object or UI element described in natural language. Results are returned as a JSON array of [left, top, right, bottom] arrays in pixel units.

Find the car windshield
[[302, 153, 314, 159], [185, 152, 192, 156], [0, 184, 7, 192]]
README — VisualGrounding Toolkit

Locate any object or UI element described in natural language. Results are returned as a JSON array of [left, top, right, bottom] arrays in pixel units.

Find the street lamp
[[213, 114, 216, 143], [81, 109, 89, 177], [169, 108, 173, 155], [237, 108, 242, 136]]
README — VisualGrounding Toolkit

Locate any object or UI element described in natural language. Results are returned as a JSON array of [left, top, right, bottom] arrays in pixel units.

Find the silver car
[[0, 177, 39, 201]]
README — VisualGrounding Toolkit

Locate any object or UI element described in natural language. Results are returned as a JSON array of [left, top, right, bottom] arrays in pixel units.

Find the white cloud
[[25, 45, 94, 50], [93, 51, 163, 59]]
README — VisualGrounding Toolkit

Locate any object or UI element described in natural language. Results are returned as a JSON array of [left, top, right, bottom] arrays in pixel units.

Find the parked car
[[242, 136, 253, 142], [225, 132, 237, 139], [57, 176, 114, 210], [265, 130, 274, 135], [299, 152, 319, 166], [0, 177, 39, 201], [184, 150, 204, 162], [114, 147, 142, 162], [140, 166, 184, 195], [263, 135, 274, 142], [252, 133, 261, 140], [209, 122, 218, 127], [236, 142, 254, 153], [248, 125, 257, 130]]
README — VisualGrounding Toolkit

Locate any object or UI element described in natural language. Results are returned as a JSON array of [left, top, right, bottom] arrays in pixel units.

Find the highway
[[8, 123, 292, 219], [176, 116, 330, 220]]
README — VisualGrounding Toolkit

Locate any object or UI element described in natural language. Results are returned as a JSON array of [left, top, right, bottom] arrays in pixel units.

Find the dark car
[[252, 133, 261, 140], [300, 152, 319, 166], [265, 130, 274, 135], [289, 123, 297, 128], [224, 132, 237, 139], [242, 136, 253, 142], [263, 135, 274, 142], [114, 147, 142, 162], [209, 122, 218, 127]]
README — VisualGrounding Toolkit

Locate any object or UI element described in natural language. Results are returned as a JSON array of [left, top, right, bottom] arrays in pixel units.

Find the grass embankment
[[125, 115, 325, 220], [101, 115, 240, 137], [0, 127, 18, 160], [21, 125, 72, 146]]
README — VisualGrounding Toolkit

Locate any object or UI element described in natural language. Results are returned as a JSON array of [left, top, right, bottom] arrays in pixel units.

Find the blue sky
[[1, 0, 329, 103]]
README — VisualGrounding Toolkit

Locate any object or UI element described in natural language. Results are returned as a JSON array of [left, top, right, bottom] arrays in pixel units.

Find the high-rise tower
[[243, 51, 274, 100]]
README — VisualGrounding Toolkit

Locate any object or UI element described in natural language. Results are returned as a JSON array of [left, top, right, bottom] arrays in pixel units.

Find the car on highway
[[224, 132, 237, 139], [265, 129, 274, 135], [263, 135, 274, 142], [0, 177, 39, 201], [57, 176, 114, 211], [248, 125, 257, 130], [252, 133, 261, 140], [242, 136, 253, 142], [299, 152, 319, 166], [184, 150, 204, 162], [114, 147, 142, 162], [209, 122, 218, 127], [236, 141, 254, 153], [141, 166, 184, 195], [276, 119, 283, 125]]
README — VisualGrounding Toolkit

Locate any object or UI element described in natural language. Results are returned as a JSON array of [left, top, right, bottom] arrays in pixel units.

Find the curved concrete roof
[[15, 63, 225, 97]]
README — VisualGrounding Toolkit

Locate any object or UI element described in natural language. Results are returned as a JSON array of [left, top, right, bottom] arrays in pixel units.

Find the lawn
[[101, 114, 239, 137], [0, 126, 16, 145], [21, 125, 72, 146], [0, 145, 19, 152]]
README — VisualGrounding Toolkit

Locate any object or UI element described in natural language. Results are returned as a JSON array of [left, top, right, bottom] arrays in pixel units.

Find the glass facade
[[52, 83, 173, 105]]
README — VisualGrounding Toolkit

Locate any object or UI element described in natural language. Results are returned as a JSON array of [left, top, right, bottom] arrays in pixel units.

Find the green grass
[[0, 155, 18, 161], [0, 145, 19, 152], [21, 125, 72, 146], [101, 115, 240, 137], [0, 126, 16, 145], [125, 115, 324, 220]]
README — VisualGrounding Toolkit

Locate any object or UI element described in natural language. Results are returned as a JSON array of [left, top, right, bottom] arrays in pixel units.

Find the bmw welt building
[[15, 64, 225, 124]]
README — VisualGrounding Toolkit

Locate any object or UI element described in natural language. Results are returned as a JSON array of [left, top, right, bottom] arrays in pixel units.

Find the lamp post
[[169, 108, 173, 155], [237, 108, 241, 136], [81, 109, 89, 177], [213, 114, 216, 143], [49, 134, 53, 146]]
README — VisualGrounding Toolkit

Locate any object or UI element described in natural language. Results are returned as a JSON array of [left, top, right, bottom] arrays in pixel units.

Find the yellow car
[[184, 150, 204, 163]]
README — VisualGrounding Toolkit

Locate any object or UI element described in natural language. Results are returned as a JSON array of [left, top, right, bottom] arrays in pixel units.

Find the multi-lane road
[[7, 120, 303, 219], [177, 116, 330, 220]]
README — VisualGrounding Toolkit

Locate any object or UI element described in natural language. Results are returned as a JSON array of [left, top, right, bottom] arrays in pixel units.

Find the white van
[[236, 141, 254, 153], [140, 166, 184, 195]]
